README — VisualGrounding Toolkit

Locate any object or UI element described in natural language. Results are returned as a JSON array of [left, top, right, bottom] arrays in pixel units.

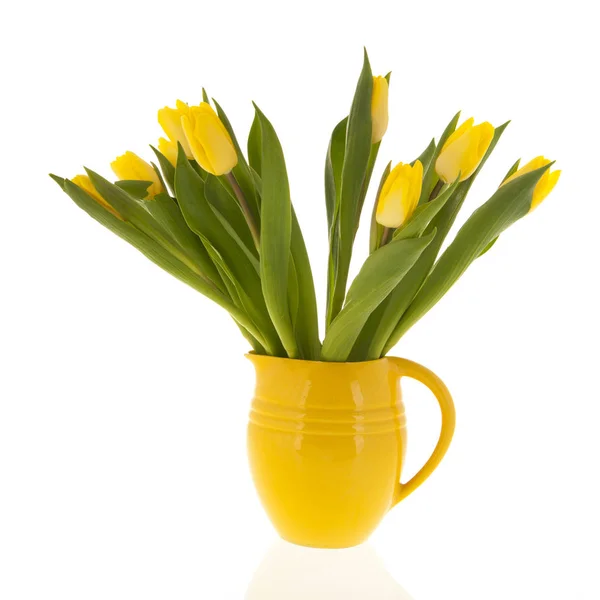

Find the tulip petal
[[436, 119, 495, 183], [371, 76, 389, 143], [462, 123, 494, 180], [182, 104, 238, 176], [158, 102, 193, 158], [194, 104, 238, 176], [181, 113, 212, 173], [158, 137, 178, 167], [436, 130, 472, 183], [442, 117, 474, 150], [500, 155, 559, 211], [110, 152, 164, 199], [376, 162, 422, 228], [503, 155, 550, 186], [379, 161, 402, 201], [531, 169, 561, 211], [476, 122, 495, 156]]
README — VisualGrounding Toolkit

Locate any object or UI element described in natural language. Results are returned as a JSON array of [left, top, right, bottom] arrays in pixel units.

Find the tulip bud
[[181, 102, 238, 176], [371, 76, 389, 144], [501, 156, 561, 212], [158, 100, 193, 158], [72, 174, 122, 219], [110, 152, 164, 199], [158, 137, 178, 166], [435, 118, 494, 183], [376, 160, 423, 228]]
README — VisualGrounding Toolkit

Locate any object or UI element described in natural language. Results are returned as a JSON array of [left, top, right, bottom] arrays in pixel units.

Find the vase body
[[247, 354, 455, 549]]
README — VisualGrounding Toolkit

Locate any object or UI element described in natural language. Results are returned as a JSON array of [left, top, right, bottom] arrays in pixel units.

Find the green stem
[[380, 227, 392, 247], [429, 179, 444, 201], [227, 172, 260, 251]]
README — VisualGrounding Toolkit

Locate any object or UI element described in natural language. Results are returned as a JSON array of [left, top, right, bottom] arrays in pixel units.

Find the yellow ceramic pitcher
[[247, 355, 455, 549]]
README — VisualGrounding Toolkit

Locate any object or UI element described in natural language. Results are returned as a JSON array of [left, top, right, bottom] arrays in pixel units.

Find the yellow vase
[[247, 355, 455, 549]]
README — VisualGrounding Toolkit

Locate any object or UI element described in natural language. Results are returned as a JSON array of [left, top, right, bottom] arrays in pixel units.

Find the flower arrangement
[[51, 51, 560, 362]]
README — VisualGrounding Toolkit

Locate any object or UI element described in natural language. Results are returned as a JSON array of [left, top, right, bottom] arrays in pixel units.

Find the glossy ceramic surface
[[247, 355, 455, 548]]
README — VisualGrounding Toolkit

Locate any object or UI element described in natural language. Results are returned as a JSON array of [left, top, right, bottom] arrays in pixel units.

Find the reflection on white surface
[[246, 540, 413, 599]]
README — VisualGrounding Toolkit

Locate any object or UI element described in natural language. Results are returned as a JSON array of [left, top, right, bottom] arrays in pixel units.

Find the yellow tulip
[[502, 156, 561, 212], [371, 76, 389, 144], [110, 151, 164, 199], [435, 118, 495, 183], [181, 102, 238, 176], [72, 175, 122, 220], [158, 136, 178, 166], [376, 160, 423, 228], [158, 100, 193, 158]]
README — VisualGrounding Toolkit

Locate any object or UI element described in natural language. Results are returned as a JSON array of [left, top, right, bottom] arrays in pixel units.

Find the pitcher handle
[[388, 357, 456, 507]]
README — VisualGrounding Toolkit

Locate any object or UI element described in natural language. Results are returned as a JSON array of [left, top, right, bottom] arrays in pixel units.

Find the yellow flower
[[435, 118, 494, 183], [72, 175, 122, 220], [158, 100, 193, 158], [110, 151, 164, 199], [376, 160, 423, 228], [502, 156, 561, 212], [371, 75, 389, 144], [181, 102, 238, 176], [158, 136, 178, 166]]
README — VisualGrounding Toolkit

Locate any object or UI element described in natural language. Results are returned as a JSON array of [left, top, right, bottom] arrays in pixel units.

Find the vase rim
[[245, 352, 390, 367]]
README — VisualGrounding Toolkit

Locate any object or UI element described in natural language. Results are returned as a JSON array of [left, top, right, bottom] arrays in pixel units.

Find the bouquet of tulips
[[51, 50, 560, 362]]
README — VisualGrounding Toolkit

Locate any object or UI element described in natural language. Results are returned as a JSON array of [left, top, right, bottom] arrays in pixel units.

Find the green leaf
[[151, 145, 176, 194], [85, 170, 150, 224], [363, 136, 434, 263], [151, 162, 167, 194], [288, 255, 299, 330], [478, 236, 499, 257], [352, 178, 458, 360], [368, 121, 511, 358], [235, 323, 267, 355], [190, 160, 207, 181], [115, 180, 152, 199], [413, 138, 436, 171], [290, 206, 321, 359], [253, 104, 297, 358], [348, 179, 460, 361], [418, 111, 461, 205], [326, 49, 373, 327], [50, 174, 67, 186], [324, 117, 348, 233], [502, 158, 521, 183], [324, 117, 348, 331], [248, 112, 262, 178], [367, 138, 436, 258], [143, 192, 225, 291], [393, 177, 460, 240], [174, 147, 285, 356], [369, 161, 391, 254], [202, 88, 210, 103], [356, 140, 381, 235], [197, 232, 267, 351], [391, 163, 551, 340], [320, 232, 436, 362], [53, 175, 268, 347], [85, 169, 204, 277], [203, 174, 259, 265], [347, 296, 390, 361], [62, 179, 199, 288]]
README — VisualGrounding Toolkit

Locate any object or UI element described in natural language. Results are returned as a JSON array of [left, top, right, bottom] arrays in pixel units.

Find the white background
[[1, 0, 599, 598]]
